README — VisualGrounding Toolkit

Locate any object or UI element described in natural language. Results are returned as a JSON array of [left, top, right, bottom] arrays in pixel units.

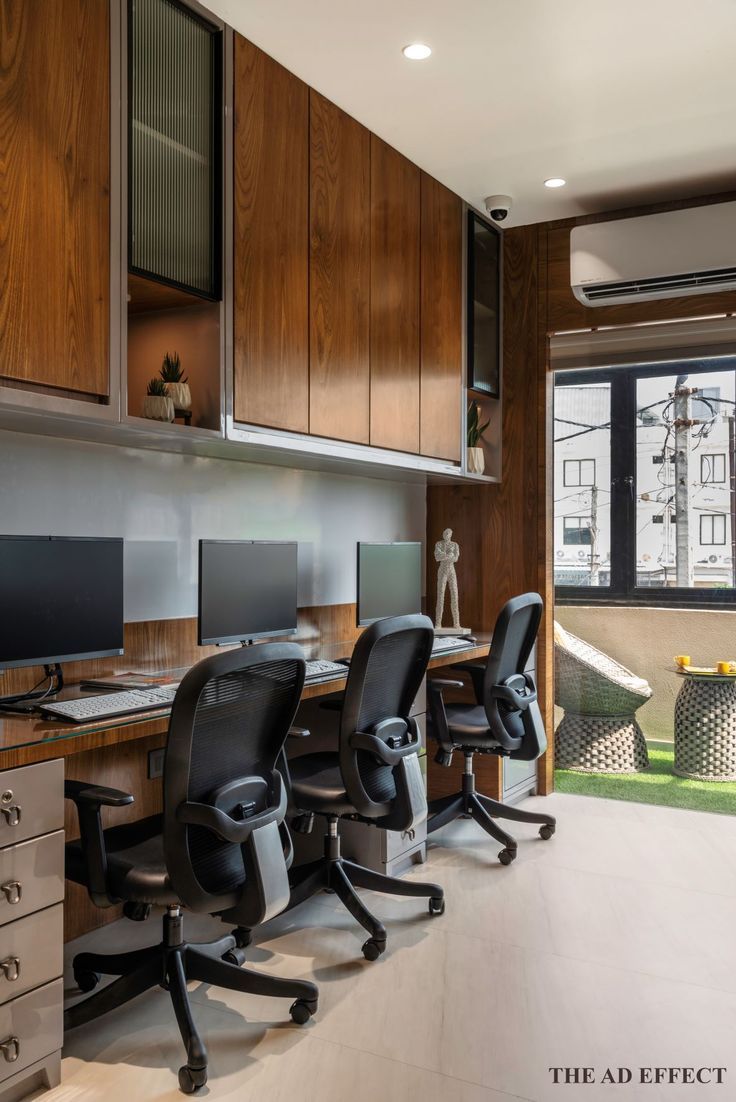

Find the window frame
[[555, 362, 736, 609], [563, 458, 596, 487], [700, 453, 727, 484], [562, 516, 593, 546], [700, 513, 727, 546]]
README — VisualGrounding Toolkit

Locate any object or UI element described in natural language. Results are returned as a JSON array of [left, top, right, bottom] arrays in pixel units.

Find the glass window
[[555, 360, 736, 605], [554, 384, 611, 588], [563, 517, 593, 545], [701, 514, 727, 545], [563, 458, 597, 487], [701, 453, 726, 483]]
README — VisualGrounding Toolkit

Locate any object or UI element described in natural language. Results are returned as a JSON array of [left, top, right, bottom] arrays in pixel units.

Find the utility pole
[[673, 383, 694, 588], [589, 484, 599, 585]]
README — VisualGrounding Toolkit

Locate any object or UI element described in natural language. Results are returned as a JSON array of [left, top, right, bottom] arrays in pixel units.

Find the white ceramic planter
[[467, 446, 485, 475], [165, 381, 191, 410], [143, 395, 175, 422]]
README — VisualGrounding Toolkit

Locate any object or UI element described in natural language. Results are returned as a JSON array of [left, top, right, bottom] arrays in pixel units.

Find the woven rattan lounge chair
[[554, 623, 651, 773]]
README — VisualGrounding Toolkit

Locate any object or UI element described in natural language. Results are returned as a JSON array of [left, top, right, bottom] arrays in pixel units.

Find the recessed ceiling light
[[402, 43, 432, 60], [544, 177, 566, 189]]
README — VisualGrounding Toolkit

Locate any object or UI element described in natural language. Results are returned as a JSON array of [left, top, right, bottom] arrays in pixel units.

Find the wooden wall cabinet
[[309, 92, 370, 444], [0, 0, 110, 398], [420, 173, 463, 461], [233, 36, 309, 433], [369, 136, 421, 453]]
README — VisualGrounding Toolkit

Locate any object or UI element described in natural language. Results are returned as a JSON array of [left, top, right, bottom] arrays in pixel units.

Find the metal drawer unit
[[0, 761, 64, 1102]]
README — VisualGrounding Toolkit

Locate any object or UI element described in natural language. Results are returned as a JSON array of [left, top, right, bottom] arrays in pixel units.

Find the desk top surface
[[0, 635, 492, 767]]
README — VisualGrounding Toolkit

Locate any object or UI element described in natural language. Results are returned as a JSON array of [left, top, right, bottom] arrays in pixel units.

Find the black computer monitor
[[356, 542, 423, 626], [0, 535, 125, 670], [198, 540, 298, 645]]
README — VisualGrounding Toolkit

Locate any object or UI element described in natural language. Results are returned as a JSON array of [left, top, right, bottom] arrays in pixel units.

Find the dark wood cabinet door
[[420, 173, 463, 461], [369, 136, 420, 453], [233, 36, 309, 432], [0, 0, 110, 397], [309, 92, 370, 444]]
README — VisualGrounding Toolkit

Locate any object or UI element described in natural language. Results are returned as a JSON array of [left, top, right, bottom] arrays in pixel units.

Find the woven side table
[[674, 675, 736, 781]]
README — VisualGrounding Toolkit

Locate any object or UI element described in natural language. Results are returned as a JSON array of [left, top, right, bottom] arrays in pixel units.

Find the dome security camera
[[484, 195, 512, 222]]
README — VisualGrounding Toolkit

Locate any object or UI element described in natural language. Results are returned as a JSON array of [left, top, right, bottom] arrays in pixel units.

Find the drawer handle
[[0, 957, 20, 982], [0, 882, 22, 905], [0, 806, 21, 827], [0, 1037, 19, 1063]]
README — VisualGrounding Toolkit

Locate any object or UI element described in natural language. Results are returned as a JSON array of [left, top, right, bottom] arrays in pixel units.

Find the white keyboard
[[40, 686, 179, 724], [304, 659, 347, 682], [431, 636, 474, 654]]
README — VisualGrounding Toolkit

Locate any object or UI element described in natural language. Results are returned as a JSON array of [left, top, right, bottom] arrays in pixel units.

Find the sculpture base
[[434, 626, 472, 636]]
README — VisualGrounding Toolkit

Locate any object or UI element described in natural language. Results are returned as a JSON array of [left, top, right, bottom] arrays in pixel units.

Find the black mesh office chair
[[427, 593, 556, 865], [284, 615, 445, 961], [64, 645, 319, 1094]]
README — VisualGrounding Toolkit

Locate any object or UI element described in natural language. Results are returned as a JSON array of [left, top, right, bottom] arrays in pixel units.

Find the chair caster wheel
[[232, 927, 252, 949], [290, 998, 317, 1025], [74, 968, 101, 993], [539, 824, 555, 840], [178, 1065, 207, 1093], [362, 938, 386, 961], [498, 848, 516, 866], [428, 896, 445, 916], [222, 947, 246, 966]]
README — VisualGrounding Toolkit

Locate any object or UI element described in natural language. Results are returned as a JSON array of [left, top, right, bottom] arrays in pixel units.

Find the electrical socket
[[148, 747, 165, 779]]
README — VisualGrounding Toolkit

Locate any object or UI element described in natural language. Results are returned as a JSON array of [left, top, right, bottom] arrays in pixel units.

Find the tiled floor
[[50, 793, 736, 1101]]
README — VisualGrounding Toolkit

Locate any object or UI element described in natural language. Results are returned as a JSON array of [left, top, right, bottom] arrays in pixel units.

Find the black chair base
[[283, 818, 445, 960], [427, 755, 556, 865], [64, 906, 318, 1094]]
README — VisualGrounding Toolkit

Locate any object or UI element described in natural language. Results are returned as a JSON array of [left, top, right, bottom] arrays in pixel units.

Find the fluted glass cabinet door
[[128, 0, 222, 299]]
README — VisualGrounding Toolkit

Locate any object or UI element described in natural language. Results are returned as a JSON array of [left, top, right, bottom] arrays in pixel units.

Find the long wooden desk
[[0, 636, 492, 769]]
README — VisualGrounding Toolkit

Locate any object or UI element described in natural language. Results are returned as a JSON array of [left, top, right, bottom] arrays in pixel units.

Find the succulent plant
[[160, 351, 187, 384], [467, 400, 490, 448], [146, 376, 168, 397]]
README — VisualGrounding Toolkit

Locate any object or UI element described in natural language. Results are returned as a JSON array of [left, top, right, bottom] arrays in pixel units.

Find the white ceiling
[[209, 0, 736, 227]]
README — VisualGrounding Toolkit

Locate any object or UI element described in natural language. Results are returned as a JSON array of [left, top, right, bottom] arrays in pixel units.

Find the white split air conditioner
[[570, 201, 736, 307]]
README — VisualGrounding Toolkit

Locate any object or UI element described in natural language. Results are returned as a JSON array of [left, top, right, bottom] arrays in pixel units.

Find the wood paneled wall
[[0, 0, 110, 397], [426, 224, 551, 798], [309, 91, 371, 443], [233, 36, 309, 432]]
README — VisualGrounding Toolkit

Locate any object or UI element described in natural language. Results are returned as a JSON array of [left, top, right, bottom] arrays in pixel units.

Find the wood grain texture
[[369, 136, 420, 452], [420, 172, 463, 461], [426, 226, 552, 799], [309, 91, 370, 443], [233, 36, 309, 431], [0, 0, 110, 397]]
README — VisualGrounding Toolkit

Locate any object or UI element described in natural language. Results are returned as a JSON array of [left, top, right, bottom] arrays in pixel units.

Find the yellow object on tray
[[674, 657, 736, 676]]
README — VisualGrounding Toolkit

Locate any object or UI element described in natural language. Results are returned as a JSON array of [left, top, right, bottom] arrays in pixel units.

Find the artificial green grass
[[555, 741, 736, 816]]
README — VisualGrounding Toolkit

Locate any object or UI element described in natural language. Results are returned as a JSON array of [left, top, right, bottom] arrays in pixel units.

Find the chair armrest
[[349, 729, 419, 765], [288, 726, 310, 738], [426, 682, 463, 761], [428, 679, 464, 692], [64, 781, 134, 909], [64, 780, 135, 808]]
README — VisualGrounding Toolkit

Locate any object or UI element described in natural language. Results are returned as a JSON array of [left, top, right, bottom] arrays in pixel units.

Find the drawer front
[[0, 979, 63, 1085], [0, 761, 63, 849], [0, 906, 63, 1006], [384, 818, 427, 862], [0, 834, 64, 929]]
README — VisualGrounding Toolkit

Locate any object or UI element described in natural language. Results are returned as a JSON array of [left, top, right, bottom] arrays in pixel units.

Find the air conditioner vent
[[580, 266, 736, 304]]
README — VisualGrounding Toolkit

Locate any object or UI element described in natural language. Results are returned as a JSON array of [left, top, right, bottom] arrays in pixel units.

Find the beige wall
[[555, 605, 736, 742]]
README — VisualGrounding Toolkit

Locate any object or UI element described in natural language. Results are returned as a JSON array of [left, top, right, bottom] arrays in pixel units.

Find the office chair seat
[[288, 752, 353, 815], [65, 814, 178, 905], [442, 703, 499, 746]]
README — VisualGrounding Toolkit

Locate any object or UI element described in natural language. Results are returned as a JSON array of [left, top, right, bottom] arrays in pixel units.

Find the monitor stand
[[0, 663, 64, 715]]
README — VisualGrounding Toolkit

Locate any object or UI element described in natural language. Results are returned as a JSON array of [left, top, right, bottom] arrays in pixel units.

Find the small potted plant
[[143, 376, 175, 422], [467, 399, 490, 474], [160, 352, 190, 411]]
